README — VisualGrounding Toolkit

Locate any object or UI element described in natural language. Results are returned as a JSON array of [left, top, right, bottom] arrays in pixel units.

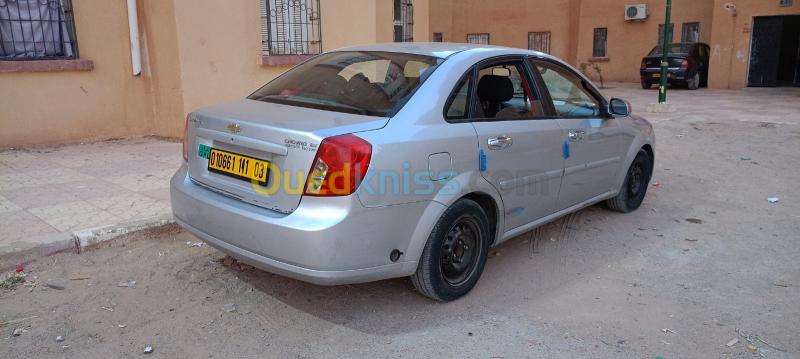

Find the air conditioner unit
[[625, 4, 648, 21]]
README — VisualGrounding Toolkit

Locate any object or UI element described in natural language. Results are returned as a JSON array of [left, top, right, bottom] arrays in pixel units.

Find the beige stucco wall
[[429, 0, 716, 82], [1, 0, 420, 147], [0, 0, 155, 148], [708, 0, 800, 89], [574, 0, 715, 83]]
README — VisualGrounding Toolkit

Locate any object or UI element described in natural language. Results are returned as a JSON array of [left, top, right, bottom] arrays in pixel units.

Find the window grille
[[466, 33, 489, 45], [592, 28, 607, 57], [657, 23, 674, 45], [393, 0, 413, 42], [681, 22, 700, 43], [528, 32, 551, 53], [432, 32, 443, 42], [261, 0, 321, 56], [0, 0, 78, 59]]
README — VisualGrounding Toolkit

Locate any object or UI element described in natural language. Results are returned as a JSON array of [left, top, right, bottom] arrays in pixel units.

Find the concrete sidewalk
[[0, 137, 180, 259]]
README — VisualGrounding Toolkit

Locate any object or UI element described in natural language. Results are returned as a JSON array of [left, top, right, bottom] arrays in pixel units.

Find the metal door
[[749, 17, 784, 87]]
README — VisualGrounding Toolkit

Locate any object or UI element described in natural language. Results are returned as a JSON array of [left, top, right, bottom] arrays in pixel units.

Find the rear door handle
[[488, 136, 513, 150]]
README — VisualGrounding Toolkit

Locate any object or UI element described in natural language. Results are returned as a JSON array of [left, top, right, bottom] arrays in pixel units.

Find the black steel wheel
[[412, 199, 490, 302], [606, 149, 652, 213]]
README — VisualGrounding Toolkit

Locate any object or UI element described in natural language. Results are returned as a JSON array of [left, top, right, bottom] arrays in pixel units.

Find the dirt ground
[[2, 84, 799, 358]]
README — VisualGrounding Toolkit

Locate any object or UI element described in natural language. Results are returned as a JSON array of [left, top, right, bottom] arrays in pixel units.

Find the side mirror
[[608, 98, 631, 116]]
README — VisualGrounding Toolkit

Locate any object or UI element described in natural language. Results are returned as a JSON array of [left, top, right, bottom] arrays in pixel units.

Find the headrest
[[477, 75, 514, 102]]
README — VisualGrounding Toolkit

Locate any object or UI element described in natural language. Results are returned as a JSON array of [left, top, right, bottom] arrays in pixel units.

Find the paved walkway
[[0, 137, 180, 257]]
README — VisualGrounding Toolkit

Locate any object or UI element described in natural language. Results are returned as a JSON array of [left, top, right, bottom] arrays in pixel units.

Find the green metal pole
[[658, 0, 672, 103]]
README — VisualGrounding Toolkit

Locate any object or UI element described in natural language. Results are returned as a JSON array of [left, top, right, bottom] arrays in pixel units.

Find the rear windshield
[[248, 51, 443, 117], [648, 44, 694, 56]]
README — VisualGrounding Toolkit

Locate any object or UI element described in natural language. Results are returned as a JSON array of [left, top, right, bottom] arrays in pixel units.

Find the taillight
[[680, 59, 689, 68], [182, 114, 189, 162], [304, 134, 372, 197], [641, 60, 646, 70]]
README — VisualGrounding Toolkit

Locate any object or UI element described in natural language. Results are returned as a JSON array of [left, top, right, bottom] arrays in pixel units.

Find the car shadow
[[229, 204, 646, 336]]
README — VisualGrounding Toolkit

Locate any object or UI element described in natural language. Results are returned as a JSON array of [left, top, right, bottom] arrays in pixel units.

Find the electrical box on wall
[[624, 4, 648, 21]]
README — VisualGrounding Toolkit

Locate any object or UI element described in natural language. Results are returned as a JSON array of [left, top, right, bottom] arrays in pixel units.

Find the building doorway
[[748, 15, 800, 87]]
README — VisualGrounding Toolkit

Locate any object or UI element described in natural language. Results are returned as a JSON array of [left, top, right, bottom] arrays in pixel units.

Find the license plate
[[207, 148, 269, 183], [652, 73, 660, 79]]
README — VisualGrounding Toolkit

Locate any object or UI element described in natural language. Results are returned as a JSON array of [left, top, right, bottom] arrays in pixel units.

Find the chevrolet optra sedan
[[171, 43, 655, 301]]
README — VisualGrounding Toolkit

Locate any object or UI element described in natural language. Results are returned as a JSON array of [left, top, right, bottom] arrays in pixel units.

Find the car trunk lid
[[186, 99, 386, 213]]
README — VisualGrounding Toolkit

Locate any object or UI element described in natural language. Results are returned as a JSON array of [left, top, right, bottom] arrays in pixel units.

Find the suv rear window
[[248, 51, 443, 117]]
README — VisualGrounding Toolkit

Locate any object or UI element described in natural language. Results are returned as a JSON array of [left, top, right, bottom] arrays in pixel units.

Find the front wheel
[[605, 149, 652, 213], [411, 199, 490, 302]]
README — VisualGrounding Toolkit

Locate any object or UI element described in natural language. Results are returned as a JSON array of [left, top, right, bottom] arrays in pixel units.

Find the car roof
[[332, 42, 548, 60]]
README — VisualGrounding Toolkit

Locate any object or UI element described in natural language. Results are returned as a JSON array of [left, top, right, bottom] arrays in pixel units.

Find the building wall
[[574, 0, 715, 83], [708, 0, 800, 89], [0, 0, 418, 148], [429, 0, 800, 88], [0, 0, 155, 148]]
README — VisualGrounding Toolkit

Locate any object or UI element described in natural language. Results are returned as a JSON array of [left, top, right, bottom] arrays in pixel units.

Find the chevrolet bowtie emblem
[[227, 123, 241, 134]]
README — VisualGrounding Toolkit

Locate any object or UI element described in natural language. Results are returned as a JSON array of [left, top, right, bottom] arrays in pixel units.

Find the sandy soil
[[1, 84, 799, 358]]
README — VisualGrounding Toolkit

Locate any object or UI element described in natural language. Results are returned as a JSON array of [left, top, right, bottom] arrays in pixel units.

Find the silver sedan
[[171, 43, 655, 301]]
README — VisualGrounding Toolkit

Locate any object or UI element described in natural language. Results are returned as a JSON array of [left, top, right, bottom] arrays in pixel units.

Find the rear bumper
[[170, 165, 428, 285], [640, 68, 688, 83]]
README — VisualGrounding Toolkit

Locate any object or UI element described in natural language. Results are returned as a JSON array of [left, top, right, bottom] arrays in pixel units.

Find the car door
[[529, 58, 622, 210], [460, 57, 564, 231]]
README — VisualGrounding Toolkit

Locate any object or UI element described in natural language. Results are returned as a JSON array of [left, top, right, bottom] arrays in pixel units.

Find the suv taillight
[[182, 115, 189, 162], [304, 134, 372, 197], [641, 60, 646, 70], [680, 59, 689, 68]]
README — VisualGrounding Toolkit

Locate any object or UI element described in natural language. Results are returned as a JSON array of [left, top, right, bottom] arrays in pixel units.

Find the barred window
[[432, 32, 443, 42], [528, 31, 551, 54], [657, 23, 674, 45], [0, 0, 78, 59], [466, 33, 489, 45], [592, 28, 607, 57], [260, 0, 321, 56], [393, 0, 413, 42], [681, 22, 700, 43]]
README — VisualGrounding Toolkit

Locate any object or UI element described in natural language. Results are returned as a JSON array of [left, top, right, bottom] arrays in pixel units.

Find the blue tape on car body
[[562, 140, 571, 159], [479, 149, 487, 172]]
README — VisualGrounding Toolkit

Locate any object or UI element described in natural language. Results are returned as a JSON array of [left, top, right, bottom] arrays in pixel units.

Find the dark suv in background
[[640, 42, 710, 90]]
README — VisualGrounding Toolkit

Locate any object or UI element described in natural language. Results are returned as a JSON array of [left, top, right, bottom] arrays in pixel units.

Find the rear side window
[[472, 61, 545, 120], [531, 60, 600, 117], [445, 73, 472, 120], [249, 51, 443, 117]]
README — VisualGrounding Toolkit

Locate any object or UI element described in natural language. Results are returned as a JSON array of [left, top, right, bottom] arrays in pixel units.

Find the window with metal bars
[[466, 33, 489, 45], [592, 28, 607, 57], [528, 32, 551, 54], [393, 0, 413, 42], [432, 32, 443, 42], [681, 22, 700, 43], [0, 0, 78, 60], [657, 23, 674, 45], [260, 0, 321, 56]]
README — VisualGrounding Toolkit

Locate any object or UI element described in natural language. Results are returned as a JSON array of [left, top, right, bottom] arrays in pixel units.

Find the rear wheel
[[641, 78, 652, 89], [606, 149, 652, 213], [411, 199, 490, 302], [687, 72, 700, 90]]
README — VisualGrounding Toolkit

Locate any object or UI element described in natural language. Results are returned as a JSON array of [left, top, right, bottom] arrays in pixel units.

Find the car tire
[[687, 72, 700, 90], [641, 79, 651, 89], [605, 149, 652, 213], [411, 198, 491, 302]]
